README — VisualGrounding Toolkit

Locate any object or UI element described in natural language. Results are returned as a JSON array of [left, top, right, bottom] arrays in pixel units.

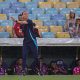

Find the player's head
[[50, 61, 57, 68], [76, 59, 80, 66], [76, 18, 80, 25], [22, 11, 28, 20], [16, 58, 23, 65], [69, 11, 75, 19], [18, 14, 22, 21]]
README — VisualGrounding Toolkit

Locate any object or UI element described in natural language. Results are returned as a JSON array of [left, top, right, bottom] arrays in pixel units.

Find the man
[[11, 11, 38, 70], [12, 14, 24, 38]]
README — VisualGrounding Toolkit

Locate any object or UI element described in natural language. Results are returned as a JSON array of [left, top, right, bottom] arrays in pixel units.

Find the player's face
[[18, 16, 22, 21], [70, 13, 75, 19], [22, 11, 28, 20], [51, 63, 57, 68], [18, 58, 23, 65]]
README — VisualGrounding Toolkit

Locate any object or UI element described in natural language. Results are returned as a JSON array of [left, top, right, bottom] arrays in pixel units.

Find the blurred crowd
[[12, 10, 80, 38], [0, 56, 80, 75]]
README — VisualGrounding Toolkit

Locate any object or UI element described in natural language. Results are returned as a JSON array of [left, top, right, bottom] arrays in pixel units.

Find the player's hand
[[11, 17, 16, 22], [22, 21, 28, 24], [13, 34, 17, 38], [19, 29, 22, 33]]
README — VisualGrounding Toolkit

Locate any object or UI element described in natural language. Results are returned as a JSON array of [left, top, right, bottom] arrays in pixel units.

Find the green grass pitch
[[0, 75, 80, 80]]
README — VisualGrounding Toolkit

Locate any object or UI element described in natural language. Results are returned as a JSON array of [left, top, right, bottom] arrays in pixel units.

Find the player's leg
[[22, 43, 29, 70]]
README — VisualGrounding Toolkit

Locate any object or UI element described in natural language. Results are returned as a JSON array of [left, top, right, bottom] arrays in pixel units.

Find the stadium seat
[[2, 8, 16, 14], [32, 8, 45, 16], [45, 8, 58, 15], [8, 13, 19, 20], [25, 2, 38, 10], [0, 2, 10, 9], [1, 20, 13, 27], [5, 0, 17, 3], [75, 8, 80, 11], [0, 32, 10, 38], [67, 2, 80, 8], [28, 14, 36, 20], [56, 32, 70, 38], [60, 8, 71, 16], [61, 0, 73, 2], [43, 20, 57, 26], [47, 0, 60, 2], [37, 14, 50, 21], [0, 9, 2, 14], [11, 2, 25, 8], [0, 14, 7, 20], [57, 20, 66, 27], [51, 14, 65, 20], [36, 26, 48, 29], [37, 26, 49, 33], [32, 0, 44, 3], [16, 8, 28, 14], [0, 26, 5, 32], [18, 0, 31, 3], [6, 26, 13, 37], [74, 0, 80, 2], [75, 11, 80, 16], [0, 0, 4, 2], [53, 2, 66, 8], [39, 2, 52, 8], [32, 20, 43, 26], [50, 26, 63, 33], [41, 32, 55, 38]]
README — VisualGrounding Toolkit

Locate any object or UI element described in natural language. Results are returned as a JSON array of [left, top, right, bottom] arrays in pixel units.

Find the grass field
[[0, 75, 80, 80]]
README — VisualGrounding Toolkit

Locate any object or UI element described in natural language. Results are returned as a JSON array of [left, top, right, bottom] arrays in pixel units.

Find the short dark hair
[[18, 14, 22, 17], [69, 11, 75, 19], [21, 11, 27, 15]]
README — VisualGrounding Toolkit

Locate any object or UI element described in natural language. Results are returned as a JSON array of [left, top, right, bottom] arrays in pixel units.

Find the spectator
[[49, 60, 67, 75], [12, 14, 24, 38], [30, 58, 40, 75], [13, 58, 27, 75], [56, 59, 67, 75], [64, 11, 76, 38], [39, 58, 48, 75], [49, 61, 59, 75], [0, 57, 7, 75], [31, 57, 48, 75], [74, 18, 80, 37], [73, 59, 80, 75]]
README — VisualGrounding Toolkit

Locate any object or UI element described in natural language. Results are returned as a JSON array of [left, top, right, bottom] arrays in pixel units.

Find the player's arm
[[11, 17, 27, 24], [12, 27, 17, 38], [17, 20, 28, 24]]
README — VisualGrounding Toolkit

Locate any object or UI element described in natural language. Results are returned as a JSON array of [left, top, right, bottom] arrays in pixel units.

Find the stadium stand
[[18, 0, 31, 3], [56, 32, 70, 38], [66, 2, 80, 8], [0, 0, 80, 38], [0, 0, 80, 77], [0, 14, 7, 20], [47, 0, 60, 2], [33, 20, 43, 26], [0, 32, 10, 38], [41, 32, 55, 38], [53, 2, 66, 8], [50, 26, 63, 33], [39, 2, 52, 8]]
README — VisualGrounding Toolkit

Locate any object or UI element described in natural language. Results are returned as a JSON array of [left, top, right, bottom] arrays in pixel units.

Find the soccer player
[[11, 11, 39, 71], [12, 14, 24, 38]]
